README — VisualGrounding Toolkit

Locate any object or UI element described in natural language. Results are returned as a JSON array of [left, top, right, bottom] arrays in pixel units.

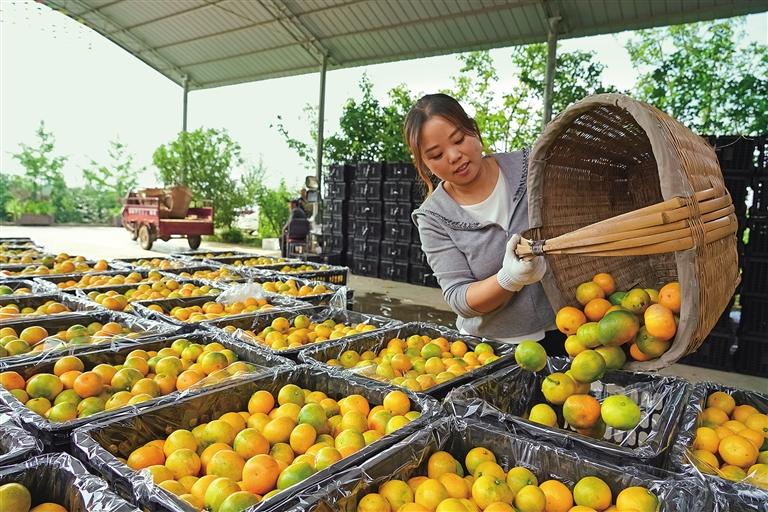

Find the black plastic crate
[[325, 234, 346, 253], [352, 220, 383, 239], [351, 180, 383, 199], [710, 135, 760, 170], [751, 175, 768, 217], [356, 160, 383, 181], [411, 224, 421, 243], [325, 199, 348, 217], [379, 260, 408, 282], [723, 172, 751, 214], [678, 331, 736, 370], [353, 258, 379, 277], [383, 221, 411, 242], [408, 264, 437, 287], [738, 293, 768, 337], [382, 201, 411, 221], [350, 200, 382, 219], [733, 334, 768, 377], [380, 240, 409, 261], [383, 181, 412, 202], [745, 218, 768, 256], [325, 181, 348, 200], [741, 256, 768, 296], [409, 243, 427, 266], [326, 162, 355, 182], [383, 161, 417, 181], [350, 238, 380, 259]]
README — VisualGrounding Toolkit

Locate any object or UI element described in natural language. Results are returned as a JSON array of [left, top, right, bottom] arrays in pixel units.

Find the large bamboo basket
[[526, 94, 740, 371]]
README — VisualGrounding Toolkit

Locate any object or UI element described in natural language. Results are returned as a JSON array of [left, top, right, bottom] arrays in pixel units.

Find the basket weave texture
[[527, 94, 740, 370]]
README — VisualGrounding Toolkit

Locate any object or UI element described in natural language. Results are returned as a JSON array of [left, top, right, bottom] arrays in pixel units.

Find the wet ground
[[352, 290, 457, 326]]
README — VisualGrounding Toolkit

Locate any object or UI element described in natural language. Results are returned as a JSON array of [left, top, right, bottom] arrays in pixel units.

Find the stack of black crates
[[322, 161, 438, 288], [321, 163, 354, 263], [680, 135, 767, 376]]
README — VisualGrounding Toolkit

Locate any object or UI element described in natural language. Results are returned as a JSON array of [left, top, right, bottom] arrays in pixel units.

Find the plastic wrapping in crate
[[223, 274, 354, 309], [741, 256, 768, 295], [384, 161, 417, 181], [380, 240, 409, 261], [383, 181, 412, 202], [408, 264, 438, 287], [0, 261, 121, 279], [269, 415, 711, 512], [352, 220, 383, 240], [326, 162, 355, 182], [382, 201, 412, 222], [0, 237, 35, 243], [352, 258, 379, 277], [712, 135, 760, 170], [752, 176, 768, 216], [670, 382, 768, 511], [203, 305, 399, 360], [733, 335, 768, 377], [0, 330, 291, 450], [110, 257, 192, 271], [0, 291, 103, 323], [71, 364, 440, 512], [201, 255, 299, 269], [0, 452, 139, 511], [409, 243, 427, 266], [738, 293, 768, 337], [325, 180, 349, 200], [299, 321, 515, 399], [445, 357, 690, 468], [31, 269, 160, 291], [746, 219, 768, 256], [158, 264, 250, 283], [351, 180, 382, 199], [171, 249, 252, 261], [356, 160, 384, 181], [129, 293, 308, 327], [350, 200, 382, 219], [678, 332, 735, 370], [61, 278, 225, 308], [0, 409, 42, 466], [0, 311, 175, 369], [383, 221, 412, 242], [249, 261, 350, 286], [379, 260, 409, 282]]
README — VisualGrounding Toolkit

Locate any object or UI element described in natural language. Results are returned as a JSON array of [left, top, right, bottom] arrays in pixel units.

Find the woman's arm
[[465, 276, 516, 314]]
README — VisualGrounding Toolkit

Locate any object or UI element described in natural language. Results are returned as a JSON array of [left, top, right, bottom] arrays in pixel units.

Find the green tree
[[256, 180, 295, 239], [626, 18, 767, 135], [82, 139, 142, 223], [153, 128, 248, 228]]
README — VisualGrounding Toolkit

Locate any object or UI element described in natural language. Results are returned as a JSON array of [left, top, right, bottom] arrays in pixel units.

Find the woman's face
[[419, 115, 484, 186]]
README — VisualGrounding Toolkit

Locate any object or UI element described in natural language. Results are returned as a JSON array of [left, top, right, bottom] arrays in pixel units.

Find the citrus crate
[[0, 260, 121, 279], [0, 409, 41, 466], [0, 452, 138, 512], [299, 321, 516, 400], [204, 306, 400, 360], [0, 330, 291, 450], [264, 415, 711, 512], [670, 382, 768, 512], [32, 269, 160, 291], [0, 292, 102, 324], [71, 364, 440, 512], [224, 273, 355, 308], [445, 357, 690, 469], [246, 261, 350, 286], [110, 257, 194, 271], [0, 278, 45, 295]]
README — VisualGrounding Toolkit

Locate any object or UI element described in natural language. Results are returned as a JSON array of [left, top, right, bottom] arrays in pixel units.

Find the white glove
[[496, 234, 547, 292]]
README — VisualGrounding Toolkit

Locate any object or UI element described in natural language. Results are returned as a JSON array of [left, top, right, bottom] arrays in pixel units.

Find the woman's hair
[[404, 93, 483, 195]]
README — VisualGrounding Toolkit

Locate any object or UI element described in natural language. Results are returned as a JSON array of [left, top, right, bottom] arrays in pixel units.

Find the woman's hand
[[496, 234, 547, 292]]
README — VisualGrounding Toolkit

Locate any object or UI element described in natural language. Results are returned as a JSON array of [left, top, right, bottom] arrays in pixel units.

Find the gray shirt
[[411, 150, 556, 340]]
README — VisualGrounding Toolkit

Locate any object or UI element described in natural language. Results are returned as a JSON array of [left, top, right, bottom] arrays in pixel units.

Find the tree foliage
[[255, 180, 294, 239], [626, 18, 767, 135], [82, 139, 142, 223]]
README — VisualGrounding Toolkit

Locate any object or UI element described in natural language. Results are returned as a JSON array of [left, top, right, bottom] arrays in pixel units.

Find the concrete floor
[[3, 225, 766, 392]]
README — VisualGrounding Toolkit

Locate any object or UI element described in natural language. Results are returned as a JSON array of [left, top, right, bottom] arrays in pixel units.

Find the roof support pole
[[182, 75, 189, 132], [542, 16, 561, 129], [315, 54, 328, 189]]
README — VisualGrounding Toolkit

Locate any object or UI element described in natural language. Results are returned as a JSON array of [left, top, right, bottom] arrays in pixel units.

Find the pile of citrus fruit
[[226, 256, 287, 267], [0, 339, 256, 422], [227, 315, 377, 351], [555, 272, 681, 364], [0, 300, 71, 319], [0, 482, 68, 512], [86, 281, 222, 311], [146, 298, 275, 323], [174, 268, 243, 282], [259, 279, 330, 298], [689, 391, 768, 489], [325, 335, 500, 392], [0, 284, 33, 296], [355, 447, 660, 512], [274, 263, 329, 273], [0, 254, 110, 277], [122, 386, 419, 511], [186, 252, 251, 260], [0, 322, 140, 359], [123, 257, 189, 270], [53, 270, 162, 289], [0, 252, 51, 265]]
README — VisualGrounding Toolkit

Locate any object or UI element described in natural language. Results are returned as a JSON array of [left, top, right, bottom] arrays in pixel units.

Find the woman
[[408, 93, 563, 353]]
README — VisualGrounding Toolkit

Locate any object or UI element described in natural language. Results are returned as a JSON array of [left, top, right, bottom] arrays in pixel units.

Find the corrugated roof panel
[[130, 5, 254, 48], [213, 0, 274, 24], [97, 0, 207, 28]]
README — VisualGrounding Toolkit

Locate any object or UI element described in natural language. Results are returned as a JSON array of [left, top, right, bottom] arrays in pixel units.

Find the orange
[[732, 404, 759, 423], [164, 429, 198, 456], [200, 443, 230, 470], [277, 384, 305, 407], [206, 449, 245, 481], [92, 364, 117, 385], [597, 310, 639, 346], [691, 449, 719, 474], [428, 451, 460, 478], [357, 493, 391, 512], [379, 479, 414, 509], [541, 372, 576, 405], [203, 477, 241, 512], [127, 444, 165, 470], [383, 390, 411, 416], [694, 427, 720, 453], [556, 307, 587, 335], [218, 490, 260, 512], [262, 416, 296, 444], [471, 475, 513, 509], [340, 394, 370, 416], [658, 281, 681, 313], [475, 461, 505, 480], [506, 466, 538, 496], [700, 407, 730, 428], [270, 442, 295, 467], [166, 448, 202, 479], [439, 472, 469, 499], [592, 273, 616, 295], [26, 373, 63, 401], [275, 461, 314, 490], [289, 423, 317, 454], [584, 298, 612, 322], [643, 304, 677, 341], [0, 371, 26, 391], [73, 371, 103, 398], [745, 413, 768, 439], [20, 325, 48, 344], [53, 356, 84, 376], [233, 428, 269, 459], [615, 486, 659, 512], [576, 282, 605, 306], [416, 478, 450, 510], [202, 419, 237, 446], [719, 434, 758, 468], [573, 476, 612, 510], [514, 484, 547, 512], [483, 504, 515, 512], [720, 464, 748, 481], [563, 394, 601, 429], [465, 447, 496, 475], [247, 390, 275, 415], [314, 446, 343, 471], [539, 479, 573, 512], [739, 428, 764, 450], [629, 343, 651, 362], [191, 474, 219, 501], [635, 326, 671, 358], [334, 429, 365, 457]]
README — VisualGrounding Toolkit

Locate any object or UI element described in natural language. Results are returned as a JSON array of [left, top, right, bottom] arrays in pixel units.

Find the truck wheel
[[187, 235, 202, 250], [138, 225, 154, 250]]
